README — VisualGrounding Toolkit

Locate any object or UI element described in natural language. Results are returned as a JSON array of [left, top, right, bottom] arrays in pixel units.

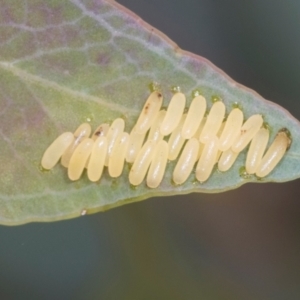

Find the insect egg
[[147, 109, 166, 143], [61, 123, 91, 167], [193, 117, 206, 141], [199, 101, 226, 144], [193, 118, 207, 160], [197, 142, 205, 161], [87, 136, 107, 182], [41, 89, 292, 186], [104, 118, 125, 166], [108, 132, 129, 178], [160, 92, 186, 136], [126, 125, 147, 163], [68, 138, 94, 181], [85, 123, 110, 168], [218, 148, 239, 172], [231, 114, 263, 153], [181, 95, 206, 139], [196, 136, 219, 182], [172, 138, 199, 185], [255, 130, 291, 178], [146, 140, 169, 188], [135, 91, 163, 134], [219, 108, 244, 151], [167, 113, 187, 161], [91, 123, 110, 140], [41, 132, 74, 170], [215, 122, 226, 162], [129, 140, 157, 186], [245, 127, 269, 174]]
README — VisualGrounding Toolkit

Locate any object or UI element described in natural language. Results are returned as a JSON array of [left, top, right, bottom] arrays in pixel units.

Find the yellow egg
[[41, 132, 74, 170]]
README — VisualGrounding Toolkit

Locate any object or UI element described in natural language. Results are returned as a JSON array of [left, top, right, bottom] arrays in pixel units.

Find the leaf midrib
[[0, 62, 139, 115]]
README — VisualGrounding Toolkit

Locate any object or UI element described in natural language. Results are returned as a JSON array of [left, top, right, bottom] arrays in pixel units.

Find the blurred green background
[[1, 0, 300, 299]]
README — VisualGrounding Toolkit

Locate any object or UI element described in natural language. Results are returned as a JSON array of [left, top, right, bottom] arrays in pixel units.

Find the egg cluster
[[41, 91, 291, 188]]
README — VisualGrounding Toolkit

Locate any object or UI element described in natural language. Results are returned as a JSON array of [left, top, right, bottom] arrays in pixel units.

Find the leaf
[[1, 0, 300, 225]]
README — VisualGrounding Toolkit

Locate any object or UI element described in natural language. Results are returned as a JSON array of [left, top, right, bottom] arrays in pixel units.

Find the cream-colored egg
[[129, 140, 157, 186], [219, 108, 243, 151], [87, 136, 107, 182], [61, 123, 91, 167], [41, 132, 74, 170], [168, 114, 187, 161], [85, 123, 110, 168], [146, 140, 169, 188], [172, 138, 199, 185], [199, 101, 225, 144], [135, 91, 163, 134], [218, 148, 239, 172], [246, 128, 269, 174], [181, 95, 206, 139], [104, 118, 125, 166], [91, 123, 110, 140], [147, 110, 166, 143], [109, 132, 129, 178], [160, 92, 186, 136], [193, 117, 206, 140], [215, 122, 226, 162], [68, 138, 94, 181], [196, 136, 219, 182], [231, 114, 263, 153], [256, 130, 290, 177], [126, 125, 147, 163]]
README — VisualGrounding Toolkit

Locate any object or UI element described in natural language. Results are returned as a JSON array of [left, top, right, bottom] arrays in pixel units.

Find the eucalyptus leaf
[[1, 0, 300, 225]]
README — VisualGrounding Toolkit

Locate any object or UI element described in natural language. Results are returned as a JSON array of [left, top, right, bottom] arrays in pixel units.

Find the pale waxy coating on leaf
[[41, 132, 74, 170], [200, 101, 226, 144], [1, 0, 300, 225], [246, 128, 269, 174], [160, 92, 186, 136]]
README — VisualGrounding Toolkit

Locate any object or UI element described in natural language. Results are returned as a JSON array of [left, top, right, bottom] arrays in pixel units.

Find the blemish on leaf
[[211, 95, 222, 103], [239, 166, 252, 179]]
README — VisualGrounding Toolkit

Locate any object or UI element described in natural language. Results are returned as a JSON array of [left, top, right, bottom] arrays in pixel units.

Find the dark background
[[1, 1, 300, 299]]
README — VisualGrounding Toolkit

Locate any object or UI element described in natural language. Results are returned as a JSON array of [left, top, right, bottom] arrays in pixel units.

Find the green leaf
[[1, 0, 300, 225]]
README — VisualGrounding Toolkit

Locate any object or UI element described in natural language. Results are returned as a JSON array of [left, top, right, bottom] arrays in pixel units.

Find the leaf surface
[[1, 0, 300, 225]]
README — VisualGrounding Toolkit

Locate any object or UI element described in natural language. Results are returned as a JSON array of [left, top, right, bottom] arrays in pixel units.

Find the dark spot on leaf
[[97, 53, 111, 65]]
